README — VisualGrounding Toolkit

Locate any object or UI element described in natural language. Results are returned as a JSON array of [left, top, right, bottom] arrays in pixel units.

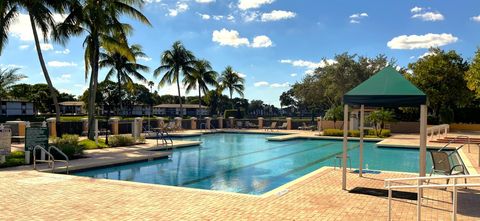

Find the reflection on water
[[74, 133, 428, 195]]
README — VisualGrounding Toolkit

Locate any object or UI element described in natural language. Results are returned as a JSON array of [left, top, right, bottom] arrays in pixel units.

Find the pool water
[[74, 133, 433, 195]]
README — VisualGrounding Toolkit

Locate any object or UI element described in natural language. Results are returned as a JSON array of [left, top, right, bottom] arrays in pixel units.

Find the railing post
[[388, 181, 392, 221], [452, 178, 457, 221], [417, 179, 421, 221]]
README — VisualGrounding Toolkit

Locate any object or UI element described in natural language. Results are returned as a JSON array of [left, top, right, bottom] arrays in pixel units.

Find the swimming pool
[[73, 133, 432, 195]]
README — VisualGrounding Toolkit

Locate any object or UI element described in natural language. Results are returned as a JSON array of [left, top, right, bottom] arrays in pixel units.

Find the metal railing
[[385, 175, 480, 221], [427, 124, 450, 140], [33, 145, 69, 174]]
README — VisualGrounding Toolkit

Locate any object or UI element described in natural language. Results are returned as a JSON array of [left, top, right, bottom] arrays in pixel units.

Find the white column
[[359, 105, 364, 177], [419, 105, 427, 177], [342, 104, 349, 190], [94, 119, 99, 145]]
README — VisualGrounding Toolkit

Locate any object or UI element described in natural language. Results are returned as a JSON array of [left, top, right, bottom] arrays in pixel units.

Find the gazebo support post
[[359, 105, 364, 177], [419, 104, 428, 202], [342, 104, 349, 190]]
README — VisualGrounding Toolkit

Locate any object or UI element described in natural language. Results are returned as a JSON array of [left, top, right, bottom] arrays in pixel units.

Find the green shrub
[[108, 135, 136, 147], [51, 134, 83, 159], [323, 129, 343, 136], [367, 129, 391, 138], [224, 109, 246, 119], [79, 139, 109, 150], [348, 130, 360, 137], [0, 151, 25, 168]]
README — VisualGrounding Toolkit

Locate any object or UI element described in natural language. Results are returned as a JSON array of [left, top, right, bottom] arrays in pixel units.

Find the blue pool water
[[74, 133, 432, 195]]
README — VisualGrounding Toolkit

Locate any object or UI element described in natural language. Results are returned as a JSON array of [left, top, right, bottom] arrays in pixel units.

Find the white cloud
[[47, 61, 78, 67], [145, 0, 162, 3], [168, 2, 189, 17], [261, 10, 296, 22], [349, 12, 368, 24], [471, 15, 480, 22], [19, 45, 30, 50], [254, 81, 269, 87], [0, 64, 25, 69], [55, 48, 70, 54], [280, 59, 336, 75], [410, 7, 444, 21], [9, 13, 66, 42], [418, 51, 436, 59], [195, 0, 215, 3], [411, 6, 423, 13], [54, 74, 72, 83], [212, 29, 273, 48], [238, 0, 275, 10], [242, 11, 259, 22], [213, 15, 224, 20], [197, 13, 211, 20], [40, 43, 53, 51], [412, 12, 444, 21], [251, 35, 273, 48], [137, 56, 152, 62], [237, 73, 247, 78], [212, 29, 250, 47], [387, 33, 458, 50], [227, 14, 235, 21], [270, 82, 289, 88], [290, 73, 297, 77]]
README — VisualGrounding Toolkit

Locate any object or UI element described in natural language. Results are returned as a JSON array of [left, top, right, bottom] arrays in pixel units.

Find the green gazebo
[[341, 66, 427, 190]]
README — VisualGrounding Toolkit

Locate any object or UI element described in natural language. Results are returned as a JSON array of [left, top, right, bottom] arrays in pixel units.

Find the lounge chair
[[298, 122, 314, 130], [246, 122, 258, 128], [278, 122, 287, 130], [236, 121, 243, 129], [428, 151, 467, 185], [164, 122, 176, 132], [264, 122, 277, 131]]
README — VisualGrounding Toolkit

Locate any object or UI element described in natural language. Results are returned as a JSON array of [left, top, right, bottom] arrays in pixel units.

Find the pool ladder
[[33, 145, 69, 174]]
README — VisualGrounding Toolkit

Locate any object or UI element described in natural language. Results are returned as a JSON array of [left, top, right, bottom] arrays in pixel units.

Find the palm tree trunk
[[117, 70, 122, 116], [29, 14, 60, 122], [230, 91, 233, 109], [87, 34, 100, 140], [176, 76, 183, 118], [198, 86, 201, 120]]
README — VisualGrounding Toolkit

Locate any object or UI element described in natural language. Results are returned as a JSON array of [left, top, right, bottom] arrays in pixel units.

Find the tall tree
[[100, 42, 149, 115], [0, 68, 25, 97], [466, 48, 480, 98], [218, 66, 245, 108], [55, 0, 151, 140], [183, 59, 218, 119], [408, 48, 471, 123], [154, 41, 196, 118], [2, 0, 69, 121]]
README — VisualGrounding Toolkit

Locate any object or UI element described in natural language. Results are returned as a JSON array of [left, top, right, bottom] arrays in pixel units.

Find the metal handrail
[[33, 145, 56, 172], [438, 136, 470, 152], [48, 145, 70, 174], [385, 174, 480, 221]]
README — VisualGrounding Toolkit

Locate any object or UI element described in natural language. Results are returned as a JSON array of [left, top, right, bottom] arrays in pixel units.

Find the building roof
[[59, 101, 84, 106], [154, 104, 208, 109], [343, 66, 426, 107]]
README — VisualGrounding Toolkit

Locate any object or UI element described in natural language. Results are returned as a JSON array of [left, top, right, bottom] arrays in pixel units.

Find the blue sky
[[2, 0, 480, 106]]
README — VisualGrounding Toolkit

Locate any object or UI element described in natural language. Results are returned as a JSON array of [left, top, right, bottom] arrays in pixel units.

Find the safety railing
[[33, 145, 70, 173], [385, 175, 480, 221], [427, 124, 450, 140]]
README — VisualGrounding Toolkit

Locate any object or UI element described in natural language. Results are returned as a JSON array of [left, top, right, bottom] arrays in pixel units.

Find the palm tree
[[54, 0, 151, 140], [0, 67, 26, 97], [183, 59, 218, 119], [100, 42, 149, 115], [1, 0, 69, 121], [154, 41, 196, 118], [218, 66, 245, 108], [0, 1, 17, 55]]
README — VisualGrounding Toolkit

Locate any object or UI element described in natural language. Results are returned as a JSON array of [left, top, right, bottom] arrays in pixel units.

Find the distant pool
[[73, 133, 432, 195]]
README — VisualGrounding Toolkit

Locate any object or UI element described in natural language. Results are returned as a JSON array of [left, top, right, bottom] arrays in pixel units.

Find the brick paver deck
[[1, 168, 479, 220]]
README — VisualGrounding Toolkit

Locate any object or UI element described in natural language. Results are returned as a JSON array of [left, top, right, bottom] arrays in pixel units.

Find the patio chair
[[428, 151, 467, 185], [246, 122, 258, 129], [236, 121, 243, 129], [164, 122, 176, 132], [298, 122, 314, 130], [264, 122, 277, 131], [278, 122, 288, 130]]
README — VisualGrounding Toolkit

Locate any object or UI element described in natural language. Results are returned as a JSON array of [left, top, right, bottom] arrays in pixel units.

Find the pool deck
[[2, 129, 480, 220], [1, 167, 479, 220]]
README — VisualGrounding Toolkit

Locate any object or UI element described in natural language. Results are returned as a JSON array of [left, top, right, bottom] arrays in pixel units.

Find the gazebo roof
[[343, 66, 426, 107]]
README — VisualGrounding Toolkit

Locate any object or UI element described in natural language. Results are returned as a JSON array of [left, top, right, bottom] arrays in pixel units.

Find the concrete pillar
[[286, 118, 292, 130], [17, 121, 26, 137], [157, 117, 165, 129], [46, 118, 57, 138], [81, 118, 88, 135], [419, 105, 427, 177], [110, 117, 119, 135], [342, 104, 349, 190], [133, 117, 143, 139], [174, 117, 182, 130], [359, 105, 364, 177], [317, 117, 322, 131], [205, 117, 211, 129], [229, 117, 235, 129], [217, 117, 223, 129], [258, 117, 264, 129], [191, 117, 197, 130], [94, 119, 99, 144]]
